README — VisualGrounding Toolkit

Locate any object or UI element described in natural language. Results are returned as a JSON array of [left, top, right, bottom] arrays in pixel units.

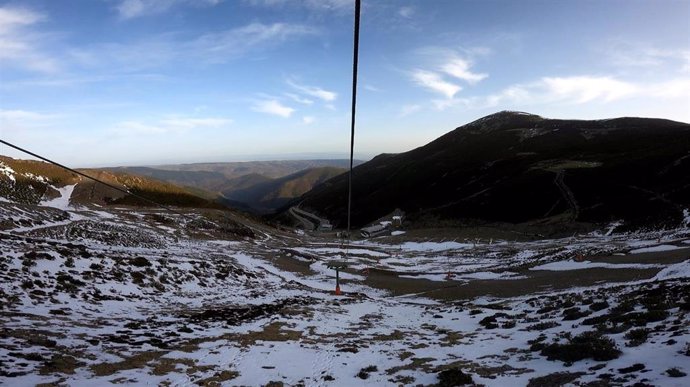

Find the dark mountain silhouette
[[220, 173, 273, 192], [292, 111, 690, 231], [220, 167, 345, 213]]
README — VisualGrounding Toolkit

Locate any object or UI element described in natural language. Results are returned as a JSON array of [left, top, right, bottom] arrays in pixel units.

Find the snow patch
[[531, 260, 664, 271], [40, 184, 76, 210], [459, 271, 527, 280], [400, 271, 526, 282], [0, 162, 15, 182], [400, 241, 473, 252], [654, 259, 690, 280], [629, 244, 684, 254], [604, 220, 624, 236]]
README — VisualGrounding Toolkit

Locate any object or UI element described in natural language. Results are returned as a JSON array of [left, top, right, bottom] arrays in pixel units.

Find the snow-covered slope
[[0, 202, 688, 386]]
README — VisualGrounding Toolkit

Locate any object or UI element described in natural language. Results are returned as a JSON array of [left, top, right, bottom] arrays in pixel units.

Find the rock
[[437, 368, 473, 386]]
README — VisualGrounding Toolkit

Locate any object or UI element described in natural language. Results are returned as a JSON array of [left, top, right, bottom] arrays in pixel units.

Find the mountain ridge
[[0, 156, 223, 210], [289, 111, 690, 231], [105, 159, 362, 213], [220, 166, 346, 214]]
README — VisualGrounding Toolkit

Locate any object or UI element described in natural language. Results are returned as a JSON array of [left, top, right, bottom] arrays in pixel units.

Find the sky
[[0, 0, 689, 167]]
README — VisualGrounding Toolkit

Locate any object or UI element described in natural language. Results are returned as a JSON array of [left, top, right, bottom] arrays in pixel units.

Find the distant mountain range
[[151, 159, 356, 179], [0, 157, 359, 215], [289, 111, 690, 231], [6, 111, 689, 233], [104, 159, 361, 213], [0, 155, 221, 209], [218, 167, 345, 213]]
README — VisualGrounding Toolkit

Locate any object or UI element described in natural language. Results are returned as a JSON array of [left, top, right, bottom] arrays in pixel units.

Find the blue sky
[[1, 0, 689, 167]]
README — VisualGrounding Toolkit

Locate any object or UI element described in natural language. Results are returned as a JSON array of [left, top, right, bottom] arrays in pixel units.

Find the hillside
[[152, 159, 359, 179], [2, 167, 689, 386], [220, 167, 346, 213], [0, 156, 223, 210], [293, 111, 690, 231], [75, 169, 224, 209], [108, 160, 360, 213], [1, 156, 81, 205], [105, 166, 229, 198]]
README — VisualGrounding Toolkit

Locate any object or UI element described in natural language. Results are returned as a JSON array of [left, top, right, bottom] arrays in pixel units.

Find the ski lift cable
[[346, 0, 361, 237], [328, 0, 361, 296], [0, 138, 195, 220]]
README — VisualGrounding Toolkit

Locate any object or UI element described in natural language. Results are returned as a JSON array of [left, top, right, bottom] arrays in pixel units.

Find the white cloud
[[0, 109, 53, 122], [284, 93, 314, 105], [111, 116, 231, 136], [302, 116, 315, 124], [252, 99, 294, 118], [606, 42, 690, 73], [414, 47, 490, 82], [0, 6, 42, 33], [193, 23, 317, 63], [364, 84, 381, 92], [286, 79, 337, 102], [70, 37, 176, 72], [432, 75, 690, 112], [409, 48, 488, 99], [0, 6, 58, 73], [410, 69, 461, 98], [646, 48, 690, 73], [0, 109, 59, 131], [485, 85, 532, 107], [113, 120, 166, 135], [116, 0, 147, 19], [246, 0, 351, 12], [399, 6, 415, 18], [441, 57, 488, 84], [160, 117, 232, 129], [64, 22, 316, 72], [399, 104, 421, 117], [648, 78, 690, 99], [541, 76, 638, 103], [116, 0, 223, 19]]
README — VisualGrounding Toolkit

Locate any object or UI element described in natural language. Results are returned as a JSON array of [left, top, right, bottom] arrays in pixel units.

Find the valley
[[1, 162, 689, 386], [2, 0, 687, 384], [107, 160, 361, 214]]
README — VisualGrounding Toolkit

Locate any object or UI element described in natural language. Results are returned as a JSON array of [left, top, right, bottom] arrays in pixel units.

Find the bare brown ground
[[267, 245, 690, 301], [590, 246, 690, 264], [363, 267, 661, 301]]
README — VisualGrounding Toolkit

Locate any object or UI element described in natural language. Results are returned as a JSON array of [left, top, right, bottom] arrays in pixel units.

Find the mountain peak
[[468, 110, 542, 126], [493, 110, 541, 118], [453, 111, 545, 136], [295, 113, 690, 230]]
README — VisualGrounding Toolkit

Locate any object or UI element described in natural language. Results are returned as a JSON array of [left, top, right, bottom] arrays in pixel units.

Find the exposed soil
[[265, 246, 688, 301]]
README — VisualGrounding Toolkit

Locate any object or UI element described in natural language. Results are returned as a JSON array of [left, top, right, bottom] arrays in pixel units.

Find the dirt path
[[267, 246, 690, 302], [361, 266, 661, 301], [553, 170, 579, 221]]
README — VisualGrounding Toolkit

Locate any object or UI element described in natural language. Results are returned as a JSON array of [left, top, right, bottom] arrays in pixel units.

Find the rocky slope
[[0, 156, 223, 210]]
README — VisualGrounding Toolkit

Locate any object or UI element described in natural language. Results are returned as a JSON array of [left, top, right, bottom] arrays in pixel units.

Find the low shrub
[[541, 331, 621, 363], [437, 368, 473, 386], [624, 328, 650, 347]]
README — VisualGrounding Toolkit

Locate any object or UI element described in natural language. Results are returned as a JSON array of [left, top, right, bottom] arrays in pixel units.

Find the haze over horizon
[[1, 0, 689, 166]]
